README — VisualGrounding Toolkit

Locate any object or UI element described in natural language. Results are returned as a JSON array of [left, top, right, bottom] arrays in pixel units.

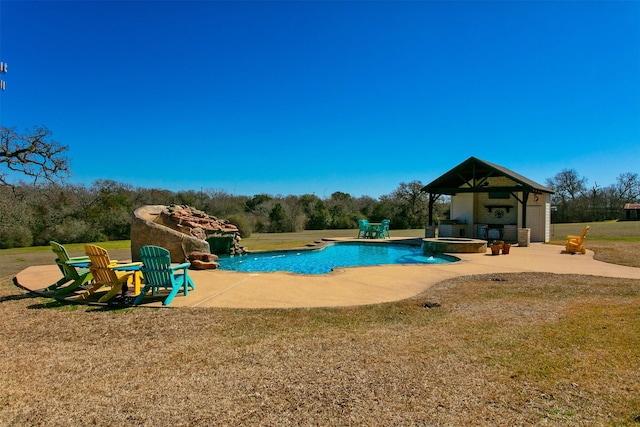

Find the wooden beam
[[434, 186, 542, 195]]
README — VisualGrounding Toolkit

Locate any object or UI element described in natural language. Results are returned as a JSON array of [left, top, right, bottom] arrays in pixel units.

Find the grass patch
[[240, 228, 425, 251], [546, 221, 640, 267], [1, 273, 639, 424], [549, 220, 640, 242], [0, 240, 132, 256]]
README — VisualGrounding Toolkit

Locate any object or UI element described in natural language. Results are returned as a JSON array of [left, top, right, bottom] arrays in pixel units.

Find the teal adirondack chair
[[373, 219, 391, 239], [49, 241, 93, 295], [134, 245, 195, 306], [357, 219, 370, 238], [381, 219, 391, 238]]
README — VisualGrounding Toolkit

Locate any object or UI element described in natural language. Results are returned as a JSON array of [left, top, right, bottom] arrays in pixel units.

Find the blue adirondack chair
[[49, 241, 92, 294], [134, 245, 195, 306]]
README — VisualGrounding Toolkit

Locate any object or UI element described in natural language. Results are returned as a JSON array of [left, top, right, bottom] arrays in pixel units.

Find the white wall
[[451, 193, 473, 224], [450, 183, 551, 242], [523, 192, 551, 242]]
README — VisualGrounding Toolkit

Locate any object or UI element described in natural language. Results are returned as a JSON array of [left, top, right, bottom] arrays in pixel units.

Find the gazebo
[[422, 157, 555, 244]]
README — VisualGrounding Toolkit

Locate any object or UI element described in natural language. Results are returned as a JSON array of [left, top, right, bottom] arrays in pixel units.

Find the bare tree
[[547, 169, 587, 200], [546, 169, 587, 222], [0, 125, 70, 185], [615, 172, 640, 203]]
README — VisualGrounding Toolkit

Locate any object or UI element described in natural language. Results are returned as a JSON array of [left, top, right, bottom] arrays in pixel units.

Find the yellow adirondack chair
[[565, 226, 589, 254], [79, 245, 142, 303]]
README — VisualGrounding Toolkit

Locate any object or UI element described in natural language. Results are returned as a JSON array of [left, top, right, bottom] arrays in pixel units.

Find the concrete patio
[[13, 240, 640, 309]]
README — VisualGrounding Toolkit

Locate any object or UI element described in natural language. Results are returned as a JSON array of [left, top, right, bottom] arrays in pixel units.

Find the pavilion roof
[[421, 156, 554, 196]]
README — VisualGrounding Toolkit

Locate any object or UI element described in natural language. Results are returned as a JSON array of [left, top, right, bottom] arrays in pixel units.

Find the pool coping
[[13, 239, 640, 309]]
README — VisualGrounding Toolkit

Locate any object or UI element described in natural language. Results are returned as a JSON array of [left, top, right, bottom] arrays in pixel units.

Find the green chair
[[357, 219, 370, 238], [49, 241, 92, 295], [373, 219, 391, 239], [134, 245, 195, 306]]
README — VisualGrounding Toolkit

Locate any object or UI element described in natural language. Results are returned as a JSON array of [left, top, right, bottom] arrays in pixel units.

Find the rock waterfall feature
[[130, 205, 246, 268]]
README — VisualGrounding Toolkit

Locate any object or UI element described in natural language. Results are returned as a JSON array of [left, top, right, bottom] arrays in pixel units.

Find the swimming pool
[[217, 242, 457, 274]]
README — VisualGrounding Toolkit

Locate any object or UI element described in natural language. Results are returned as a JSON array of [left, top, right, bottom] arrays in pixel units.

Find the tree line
[[0, 180, 447, 248], [1, 168, 636, 250], [1, 125, 638, 249], [545, 169, 640, 223]]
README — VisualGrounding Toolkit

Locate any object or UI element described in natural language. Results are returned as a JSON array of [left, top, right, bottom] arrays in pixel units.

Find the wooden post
[[521, 191, 530, 228], [428, 193, 435, 226]]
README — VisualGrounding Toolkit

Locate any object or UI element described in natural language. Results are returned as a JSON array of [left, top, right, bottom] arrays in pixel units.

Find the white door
[[526, 205, 543, 242]]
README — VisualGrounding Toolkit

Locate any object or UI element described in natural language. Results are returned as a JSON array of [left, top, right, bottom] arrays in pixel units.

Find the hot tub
[[422, 237, 487, 254]]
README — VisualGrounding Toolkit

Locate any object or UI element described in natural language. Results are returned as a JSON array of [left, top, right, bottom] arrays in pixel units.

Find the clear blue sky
[[1, 0, 638, 198]]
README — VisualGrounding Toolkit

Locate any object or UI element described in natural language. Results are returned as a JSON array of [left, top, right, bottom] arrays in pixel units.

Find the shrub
[[330, 215, 356, 229], [51, 219, 105, 244], [227, 214, 252, 238], [0, 226, 33, 249]]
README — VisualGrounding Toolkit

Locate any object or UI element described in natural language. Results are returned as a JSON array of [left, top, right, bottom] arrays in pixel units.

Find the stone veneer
[[422, 237, 487, 254]]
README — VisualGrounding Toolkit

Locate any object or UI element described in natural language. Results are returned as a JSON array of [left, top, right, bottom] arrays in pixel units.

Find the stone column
[[518, 228, 531, 247], [424, 226, 437, 238]]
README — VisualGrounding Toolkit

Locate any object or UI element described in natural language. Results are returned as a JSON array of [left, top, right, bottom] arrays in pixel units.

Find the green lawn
[[549, 220, 640, 243]]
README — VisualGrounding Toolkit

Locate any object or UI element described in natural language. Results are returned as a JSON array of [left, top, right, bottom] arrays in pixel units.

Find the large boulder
[[131, 205, 210, 263]]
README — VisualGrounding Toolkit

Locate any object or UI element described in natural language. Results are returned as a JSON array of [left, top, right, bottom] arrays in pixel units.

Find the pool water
[[217, 242, 457, 275]]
